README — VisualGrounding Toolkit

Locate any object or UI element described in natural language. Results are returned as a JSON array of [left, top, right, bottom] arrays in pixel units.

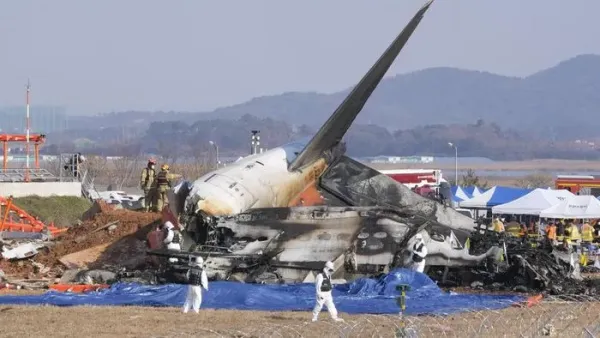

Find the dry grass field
[[0, 301, 599, 337]]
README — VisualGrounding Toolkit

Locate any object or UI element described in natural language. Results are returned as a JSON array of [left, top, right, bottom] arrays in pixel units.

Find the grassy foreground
[[0, 303, 598, 337], [12, 196, 91, 227]]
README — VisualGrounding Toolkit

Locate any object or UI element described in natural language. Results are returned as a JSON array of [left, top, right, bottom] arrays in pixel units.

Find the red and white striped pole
[[25, 79, 31, 182]]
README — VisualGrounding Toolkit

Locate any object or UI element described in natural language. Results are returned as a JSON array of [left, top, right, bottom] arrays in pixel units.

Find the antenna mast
[[25, 79, 31, 182]]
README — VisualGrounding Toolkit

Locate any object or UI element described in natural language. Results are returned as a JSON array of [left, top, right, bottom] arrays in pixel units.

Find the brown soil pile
[[35, 209, 160, 268], [0, 260, 37, 278], [0, 202, 161, 278]]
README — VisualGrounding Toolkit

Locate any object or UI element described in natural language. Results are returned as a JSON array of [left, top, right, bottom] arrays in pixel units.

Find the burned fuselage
[[156, 155, 500, 283], [171, 204, 498, 283]]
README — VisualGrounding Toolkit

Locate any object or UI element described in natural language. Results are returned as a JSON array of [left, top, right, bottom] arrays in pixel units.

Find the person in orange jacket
[[546, 222, 557, 245]]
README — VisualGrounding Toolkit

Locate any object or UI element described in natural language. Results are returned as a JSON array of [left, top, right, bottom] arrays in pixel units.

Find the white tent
[[472, 187, 483, 197], [454, 186, 471, 201], [459, 186, 532, 209], [539, 195, 600, 218], [491, 188, 575, 215]]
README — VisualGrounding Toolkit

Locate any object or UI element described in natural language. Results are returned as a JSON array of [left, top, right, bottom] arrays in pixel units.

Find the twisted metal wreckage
[[138, 0, 595, 293]]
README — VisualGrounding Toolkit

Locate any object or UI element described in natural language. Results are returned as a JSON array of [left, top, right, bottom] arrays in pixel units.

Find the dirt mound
[[0, 260, 37, 278], [1, 206, 161, 279], [36, 209, 161, 267]]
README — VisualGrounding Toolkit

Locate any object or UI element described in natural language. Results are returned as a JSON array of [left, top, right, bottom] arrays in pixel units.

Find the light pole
[[209, 141, 219, 168], [448, 142, 458, 186]]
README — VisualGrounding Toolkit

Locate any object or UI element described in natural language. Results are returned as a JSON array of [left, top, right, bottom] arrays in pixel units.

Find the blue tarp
[[0, 269, 523, 315]]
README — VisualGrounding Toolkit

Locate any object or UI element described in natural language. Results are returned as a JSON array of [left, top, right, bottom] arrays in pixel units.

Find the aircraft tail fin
[[288, 0, 435, 171]]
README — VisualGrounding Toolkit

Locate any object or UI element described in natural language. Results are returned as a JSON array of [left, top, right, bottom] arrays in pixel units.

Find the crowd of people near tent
[[452, 185, 600, 266]]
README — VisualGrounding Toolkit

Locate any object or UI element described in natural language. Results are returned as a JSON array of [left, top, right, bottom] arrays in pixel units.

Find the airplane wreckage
[[140, 0, 593, 292]]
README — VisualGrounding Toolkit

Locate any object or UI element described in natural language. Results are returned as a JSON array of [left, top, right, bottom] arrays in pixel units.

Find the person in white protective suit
[[312, 261, 344, 322], [182, 256, 209, 313], [411, 233, 428, 273], [163, 221, 182, 263]]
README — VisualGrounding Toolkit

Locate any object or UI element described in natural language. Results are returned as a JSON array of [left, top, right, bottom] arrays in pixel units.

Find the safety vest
[[319, 273, 332, 292], [546, 225, 557, 240], [187, 267, 204, 286], [156, 170, 170, 187], [582, 224, 594, 242], [506, 223, 521, 237], [493, 221, 505, 233], [567, 225, 581, 241], [412, 243, 426, 263]]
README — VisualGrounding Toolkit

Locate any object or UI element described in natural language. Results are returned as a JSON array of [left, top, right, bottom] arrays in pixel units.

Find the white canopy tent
[[539, 195, 600, 219], [471, 187, 483, 197], [454, 186, 471, 201], [491, 188, 575, 215]]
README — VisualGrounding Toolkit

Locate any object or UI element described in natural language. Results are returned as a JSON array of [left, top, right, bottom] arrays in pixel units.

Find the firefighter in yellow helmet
[[140, 158, 156, 212], [152, 164, 181, 212]]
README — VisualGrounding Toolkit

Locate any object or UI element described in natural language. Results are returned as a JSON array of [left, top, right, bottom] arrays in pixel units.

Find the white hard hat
[[194, 256, 203, 266], [164, 221, 174, 230], [324, 261, 334, 271]]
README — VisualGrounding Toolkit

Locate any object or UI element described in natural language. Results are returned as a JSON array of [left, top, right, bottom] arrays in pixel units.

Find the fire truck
[[378, 169, 443, 189], [379, 168, 474, 218], [555, 175, 600, 196]]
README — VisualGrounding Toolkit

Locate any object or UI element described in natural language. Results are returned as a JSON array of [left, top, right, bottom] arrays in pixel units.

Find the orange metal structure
[[0, 196, 67, 236], [555, 175, 600, 196], [0, 134, 46, 181]]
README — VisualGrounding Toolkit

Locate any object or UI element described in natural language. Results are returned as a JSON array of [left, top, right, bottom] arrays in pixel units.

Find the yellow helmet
[[161, 164, 169, 171]]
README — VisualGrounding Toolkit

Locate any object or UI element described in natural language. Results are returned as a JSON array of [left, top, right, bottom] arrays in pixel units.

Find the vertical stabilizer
[[289, 0, 435, 171]]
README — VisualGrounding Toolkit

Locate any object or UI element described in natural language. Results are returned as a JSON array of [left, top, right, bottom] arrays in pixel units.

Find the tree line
[[42, 115, 600, 161]]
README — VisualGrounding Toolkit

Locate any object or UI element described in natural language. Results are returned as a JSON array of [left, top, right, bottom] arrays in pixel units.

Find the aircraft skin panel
[[181, 147, 328, 216]]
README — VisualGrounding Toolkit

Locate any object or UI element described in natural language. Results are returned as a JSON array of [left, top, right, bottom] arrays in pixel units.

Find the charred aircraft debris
[[141, 0, 597, 295], [432, 231, 600, 296]]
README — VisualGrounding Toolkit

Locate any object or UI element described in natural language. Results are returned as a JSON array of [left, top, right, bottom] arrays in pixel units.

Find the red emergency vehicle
[[555, 175, 600, 196], [378, 169, 443, 189]]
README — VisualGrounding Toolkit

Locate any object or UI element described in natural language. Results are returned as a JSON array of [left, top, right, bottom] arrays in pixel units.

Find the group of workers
[[168, 218, 429, 320], [492, 216, 600, 250], [140, 158, 181, 213]]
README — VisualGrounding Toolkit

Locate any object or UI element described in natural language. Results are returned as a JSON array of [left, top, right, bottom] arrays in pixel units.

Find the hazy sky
[[1, 0, 599, 115]]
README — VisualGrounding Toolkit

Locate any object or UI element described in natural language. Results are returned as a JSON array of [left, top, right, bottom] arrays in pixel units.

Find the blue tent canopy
[[460, 186, 533, 209], [0, 269, 523, 316], [463, 186, 485, 196], [451, 186, 472, 202]]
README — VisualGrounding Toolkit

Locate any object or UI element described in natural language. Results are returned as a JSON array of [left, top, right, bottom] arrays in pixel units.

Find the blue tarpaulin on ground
[[0, 269, 524, 315]]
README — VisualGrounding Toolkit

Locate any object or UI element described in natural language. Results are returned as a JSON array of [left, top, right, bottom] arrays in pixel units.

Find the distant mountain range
[[190, 54, 600, 139], [40, 54, 600, 160]]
